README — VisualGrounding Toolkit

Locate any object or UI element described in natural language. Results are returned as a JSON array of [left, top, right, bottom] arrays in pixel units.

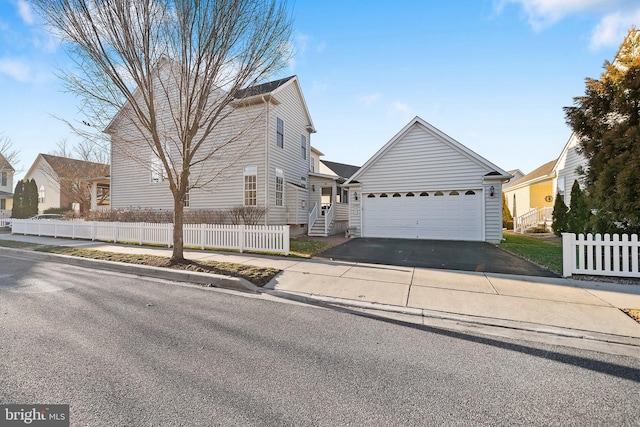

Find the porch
[[514, 207, 553, 233], [308, 174, 349, 237]]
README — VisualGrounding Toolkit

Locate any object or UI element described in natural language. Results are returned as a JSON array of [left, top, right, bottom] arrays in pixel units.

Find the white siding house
[[344, 117, 511, 244], [107, 75, 316, 234], [552, 132, 588, 208]]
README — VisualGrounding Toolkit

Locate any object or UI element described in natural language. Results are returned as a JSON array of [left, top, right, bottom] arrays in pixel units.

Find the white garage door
[[362, 190, 483, 241]]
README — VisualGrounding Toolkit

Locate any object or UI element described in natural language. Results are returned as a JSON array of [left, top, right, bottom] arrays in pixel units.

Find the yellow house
[[503, 159, 556, 228]]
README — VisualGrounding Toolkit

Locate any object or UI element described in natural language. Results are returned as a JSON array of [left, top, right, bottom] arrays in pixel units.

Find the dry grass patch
[[36, 246, 279, 287]]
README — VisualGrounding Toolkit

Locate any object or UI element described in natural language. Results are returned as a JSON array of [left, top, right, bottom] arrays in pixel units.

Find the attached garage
[[345, 117, 511, 244]]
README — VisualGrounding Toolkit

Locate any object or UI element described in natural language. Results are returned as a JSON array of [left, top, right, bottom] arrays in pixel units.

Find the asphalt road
[[1, 253, 639, 426]]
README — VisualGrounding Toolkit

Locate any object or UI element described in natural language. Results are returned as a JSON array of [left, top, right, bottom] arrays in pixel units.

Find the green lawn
[[289, 238, 332, 258], [499, 233, 563, 274]]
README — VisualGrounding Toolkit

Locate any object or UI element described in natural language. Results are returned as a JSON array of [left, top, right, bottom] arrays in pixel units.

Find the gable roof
[[0, 153, 15, 172], [345, 116, 511, 185], [320, 160, 360, 180], [505, 159, 556, 191], [26, 154, 109, 180]]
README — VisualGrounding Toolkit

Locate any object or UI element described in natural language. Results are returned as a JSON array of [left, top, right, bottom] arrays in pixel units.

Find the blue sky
[[1, 0, 639, 180]]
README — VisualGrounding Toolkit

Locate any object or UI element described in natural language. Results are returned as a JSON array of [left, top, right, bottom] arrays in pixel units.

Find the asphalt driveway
[[316, 238, 559, 277]]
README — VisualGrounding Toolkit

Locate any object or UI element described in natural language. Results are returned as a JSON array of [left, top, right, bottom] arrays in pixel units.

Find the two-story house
[[0, 152, 14, 215], [107, 75, 318, 235]]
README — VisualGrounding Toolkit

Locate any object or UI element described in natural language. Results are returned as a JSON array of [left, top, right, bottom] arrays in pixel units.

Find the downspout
[[263, 95, 269, 226]]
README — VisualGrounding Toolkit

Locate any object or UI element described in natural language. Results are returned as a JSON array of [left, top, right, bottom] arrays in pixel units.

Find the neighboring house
[[84, 175, 111, 211], [0, 153, 14, 215], [552, 132, 588, 208], [503, 159, 556, 220], [503, 169, 524, 189], [107, 75, 318, 235], [344, 117, 511, 244], [24, 154, 110, 213]]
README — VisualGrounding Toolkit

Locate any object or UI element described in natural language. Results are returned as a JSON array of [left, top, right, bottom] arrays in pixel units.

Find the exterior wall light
[[489, 185, 495, 197]]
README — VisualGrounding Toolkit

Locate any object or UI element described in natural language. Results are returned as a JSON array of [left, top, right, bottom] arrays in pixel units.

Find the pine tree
[[24, 179, 38, 217], [11, 180, 25, 218], [564, 29, 640, 233], [567, 181, 591, 233], [551, 192, 569, 236]]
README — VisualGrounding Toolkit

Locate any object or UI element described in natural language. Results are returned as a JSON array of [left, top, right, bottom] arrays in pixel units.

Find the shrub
[[551, 192, 569, 236]]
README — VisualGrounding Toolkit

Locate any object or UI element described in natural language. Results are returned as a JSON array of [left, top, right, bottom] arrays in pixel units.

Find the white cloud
[[388, 101, 413, 120], [0, 58, 31, 82], [15, 0, 35, 25], [497, 0, 640, 48], [590, 10, 640, 50], [358, 93, 381, 107]]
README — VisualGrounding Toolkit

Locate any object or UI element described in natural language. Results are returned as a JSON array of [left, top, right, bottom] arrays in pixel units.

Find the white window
[[184, 178, 190, 208], [557, 176, 566, 195], [1, 199, 5, 210], [301, 135, 306, 159], [1, 172, 6, 186], [276, 117, 284, 148], [275, 168, 284, 207], [151, 155, 166, 183], [244, 165, 257, 206], [38, 185, 45, 203]]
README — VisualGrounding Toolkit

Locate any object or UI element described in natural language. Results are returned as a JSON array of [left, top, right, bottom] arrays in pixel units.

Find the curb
[[265, 289, 640, 353], [0, 246, 260, 293]]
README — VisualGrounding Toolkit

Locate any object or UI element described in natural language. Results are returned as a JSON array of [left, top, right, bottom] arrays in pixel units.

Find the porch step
[[308, 218, 334, 237]]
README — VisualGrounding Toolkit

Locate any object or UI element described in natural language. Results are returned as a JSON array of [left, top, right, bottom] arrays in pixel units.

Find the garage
[[362, 189, 483, 240], [345, 117, 511, 244]]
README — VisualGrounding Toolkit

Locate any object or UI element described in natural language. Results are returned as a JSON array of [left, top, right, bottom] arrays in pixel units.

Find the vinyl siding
[[266, 81, 312, 225], [555, 134, 588, 208], [504, 185, 530, 218], [484, 183, 503, 244], [110, 90, 268, 214], [356, 124, 491, 192], [348, 185, 362, 236]]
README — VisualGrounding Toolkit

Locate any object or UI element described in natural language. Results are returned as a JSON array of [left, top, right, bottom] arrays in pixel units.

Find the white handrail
[[309, 202, 318, 230], [324, 203, 335, 235]]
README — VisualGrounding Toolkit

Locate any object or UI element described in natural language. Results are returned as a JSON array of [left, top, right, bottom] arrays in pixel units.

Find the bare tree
[[0, 134, 20, 173], [31, 0, 293, 263], [52, 138, 109, 164]]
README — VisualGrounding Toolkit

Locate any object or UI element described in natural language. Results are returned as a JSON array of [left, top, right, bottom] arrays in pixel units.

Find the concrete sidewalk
[[1, 232, 640, 352]]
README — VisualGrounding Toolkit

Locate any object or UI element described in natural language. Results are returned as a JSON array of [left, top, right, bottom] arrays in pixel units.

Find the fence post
[[284, 225, 290, 256], [200, 224, 205, 250], [168, 223, 173, 248], [562, 233, 573, 277], [92, 221, 96, 241], [239, 225, 245, 253]]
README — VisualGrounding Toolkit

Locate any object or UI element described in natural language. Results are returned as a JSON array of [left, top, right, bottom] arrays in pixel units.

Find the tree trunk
[[171, 197, 186, 264]]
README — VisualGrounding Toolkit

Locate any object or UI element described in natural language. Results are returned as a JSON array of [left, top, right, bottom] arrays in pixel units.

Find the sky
[[1, 0, 639, 181]]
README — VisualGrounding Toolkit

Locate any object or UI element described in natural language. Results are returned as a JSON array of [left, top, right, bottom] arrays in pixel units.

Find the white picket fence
[[10, 219, 290, 255], [0, 218, 9, 228], [562, 233, 640, 278]]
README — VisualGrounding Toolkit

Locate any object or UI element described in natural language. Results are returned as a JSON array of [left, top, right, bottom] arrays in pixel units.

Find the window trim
[[244, 165, 257, 206], [301, 134, 307, 159], [1, 172, 6, 187], [275, 168, 284, 207], [276, 117, 284, 149]]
